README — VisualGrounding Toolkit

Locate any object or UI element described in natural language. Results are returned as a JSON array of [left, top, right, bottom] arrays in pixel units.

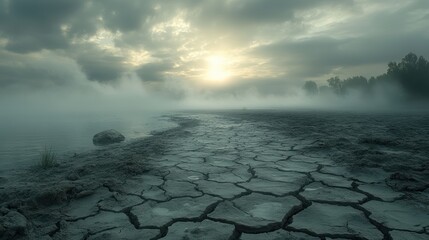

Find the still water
[[0, 111, 176, 171]]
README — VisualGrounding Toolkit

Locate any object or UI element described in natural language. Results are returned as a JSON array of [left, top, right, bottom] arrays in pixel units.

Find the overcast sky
[[0, 0, 428, 100]]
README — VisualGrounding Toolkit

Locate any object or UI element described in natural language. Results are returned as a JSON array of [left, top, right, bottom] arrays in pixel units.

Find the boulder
[[93, 129, 125, 146], [0, 210, 29, 238]]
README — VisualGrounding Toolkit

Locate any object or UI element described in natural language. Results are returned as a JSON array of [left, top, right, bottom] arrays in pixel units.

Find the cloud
[[0, 50, 87, 89], [252, 19, 429, 80], [75, 45, 128, 83], [93, 0, 154, 32], [136, 61, 173, 82], [0, 0, 85, 53], [0, 0, 428, 99]]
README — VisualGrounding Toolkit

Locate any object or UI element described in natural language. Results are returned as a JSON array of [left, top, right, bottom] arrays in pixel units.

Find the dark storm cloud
[[251, 2, 429, 79], [75, 45, 128, 83], [0, 0, 85, 53], [0, 0, 156, 83], [0, 0, 428, 96], [136, 62, 173, 82], [0, 50, 84, 88], [180, 0, 354, 27], [0, 0, 157, 53], [68, 0, 156, 36], [93, 0, 154, 32]]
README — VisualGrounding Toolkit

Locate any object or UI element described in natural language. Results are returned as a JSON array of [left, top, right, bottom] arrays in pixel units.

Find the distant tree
[[318, 85, 332, 95], [322, 52, 429, 100], [342, 76, 369, 94], [327, 76, 343, 95], [387, 52, 429, 99], [303, 81, 318, 96], [369, 73, 390, 88]]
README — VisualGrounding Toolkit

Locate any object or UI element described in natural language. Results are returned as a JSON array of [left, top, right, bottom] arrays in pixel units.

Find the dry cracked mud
[[1, 112, 429, 240]]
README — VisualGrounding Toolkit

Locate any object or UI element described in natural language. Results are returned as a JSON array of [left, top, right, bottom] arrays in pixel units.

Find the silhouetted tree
[[368, 73, 390, 89], [327, 77, 343, 95], [342, 76, 369, 94], [323, 53, 429, 100], [303, 81, 318, 96], [387, 52, 429, 99]]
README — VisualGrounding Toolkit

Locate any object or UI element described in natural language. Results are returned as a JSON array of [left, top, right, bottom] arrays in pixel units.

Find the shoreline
[[0, 113, 177, 173], [1, 112, 428, 240], [0, 116, 197, 239]]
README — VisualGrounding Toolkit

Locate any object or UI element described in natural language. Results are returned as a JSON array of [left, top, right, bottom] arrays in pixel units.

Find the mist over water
[[0, 81, 179, 171], [1, 66, 427, 172], [0, 111, 176, 171], [1, 1, 429, 239]]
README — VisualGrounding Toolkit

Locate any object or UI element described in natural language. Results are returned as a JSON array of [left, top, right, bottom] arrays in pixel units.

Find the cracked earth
[[1, 112, 429, 240]]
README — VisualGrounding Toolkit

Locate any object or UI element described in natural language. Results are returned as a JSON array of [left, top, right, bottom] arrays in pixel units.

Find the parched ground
[[1, 111, 429, 240]]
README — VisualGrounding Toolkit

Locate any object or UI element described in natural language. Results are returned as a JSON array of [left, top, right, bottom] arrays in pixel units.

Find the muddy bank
[[0, 117, 197, 239], [1, 112, 428, 240]]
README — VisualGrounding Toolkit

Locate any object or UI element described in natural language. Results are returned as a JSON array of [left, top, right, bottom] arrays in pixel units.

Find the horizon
[[1, 0, 429, 112], [1, 2, 429, 239]]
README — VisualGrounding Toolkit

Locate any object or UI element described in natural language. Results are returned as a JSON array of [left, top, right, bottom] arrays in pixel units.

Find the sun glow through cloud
[[206, 55, 231, 83]]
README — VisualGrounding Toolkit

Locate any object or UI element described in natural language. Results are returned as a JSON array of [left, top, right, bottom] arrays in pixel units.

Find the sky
[[0, 0, 428, 110]]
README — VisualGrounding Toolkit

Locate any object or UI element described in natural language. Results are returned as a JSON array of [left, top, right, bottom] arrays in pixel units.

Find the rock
[[93, 129, 125, 146], [0, 210, 29, 238]]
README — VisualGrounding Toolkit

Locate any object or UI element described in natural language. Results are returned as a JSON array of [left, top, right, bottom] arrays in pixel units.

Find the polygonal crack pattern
[[30, 114, 428, 240]]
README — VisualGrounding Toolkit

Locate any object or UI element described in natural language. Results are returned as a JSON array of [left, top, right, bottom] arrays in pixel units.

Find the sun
[[206, 55, 231, 83]]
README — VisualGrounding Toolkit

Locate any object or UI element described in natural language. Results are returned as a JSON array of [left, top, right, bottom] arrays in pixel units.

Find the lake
[[0, 111, 176, 171]]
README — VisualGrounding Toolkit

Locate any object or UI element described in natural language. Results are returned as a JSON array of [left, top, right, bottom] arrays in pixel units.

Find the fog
[[0, 77, 422, 121], [1, 0, 429, 162], [2, 2, 429, 239]]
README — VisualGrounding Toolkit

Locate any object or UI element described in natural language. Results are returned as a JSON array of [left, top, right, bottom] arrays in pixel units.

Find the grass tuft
[[39, 146, 58, 169]]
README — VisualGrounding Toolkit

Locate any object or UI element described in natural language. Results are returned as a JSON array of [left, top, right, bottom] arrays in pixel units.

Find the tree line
[[303, 53, 429, 100]]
